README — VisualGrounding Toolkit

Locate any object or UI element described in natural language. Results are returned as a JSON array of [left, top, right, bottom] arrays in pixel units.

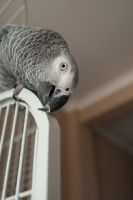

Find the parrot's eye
[[59, 63, 67, 71], [66, 88, 69, 91]]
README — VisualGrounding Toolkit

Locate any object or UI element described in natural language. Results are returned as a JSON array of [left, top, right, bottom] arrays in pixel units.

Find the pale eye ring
[[59, 63, 67, 71]]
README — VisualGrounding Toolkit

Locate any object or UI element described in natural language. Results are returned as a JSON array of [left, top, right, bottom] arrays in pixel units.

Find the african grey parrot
[[0, 24, 78, 112]]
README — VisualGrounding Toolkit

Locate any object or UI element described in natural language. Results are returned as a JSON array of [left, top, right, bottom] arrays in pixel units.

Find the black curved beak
[[37, 81, 70, 113]]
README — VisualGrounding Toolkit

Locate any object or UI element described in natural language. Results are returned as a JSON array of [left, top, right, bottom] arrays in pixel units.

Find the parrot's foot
[[13, 84, 26, 111], [38, 104, 50, 113], [13, 83, 25, 102]]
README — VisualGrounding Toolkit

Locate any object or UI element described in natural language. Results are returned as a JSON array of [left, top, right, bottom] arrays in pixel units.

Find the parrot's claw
[[13, 83, 25, 101], [13, 83, 28, 111], [38, 105, 50, 113], [13, 83, 25, 95]]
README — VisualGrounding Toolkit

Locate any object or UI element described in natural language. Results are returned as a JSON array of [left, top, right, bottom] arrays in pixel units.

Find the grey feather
[[0, 24, 79, 112]]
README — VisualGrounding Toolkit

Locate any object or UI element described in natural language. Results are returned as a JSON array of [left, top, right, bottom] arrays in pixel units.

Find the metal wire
[[0, 0, 15, 17], [31, 128, 39, 198], [0, 107, 2, 117], [6, 190, 32, 200], [0, 0, 28, 26], [0, 103, 10, 159], [1, 102, 19, 200], [15, 106, 29, 199], [23, 0, 28, 25], [7, 5, 25, 24]]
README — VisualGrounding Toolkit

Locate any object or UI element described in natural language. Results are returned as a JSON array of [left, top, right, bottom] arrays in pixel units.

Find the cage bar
[[6, 190, 32, 200], [0, 107, 2, 117], [1, 102, 19, 200], [0, 0, 15, 17], [0, 103, 10, 159], [7, 5, 25, 24], [15, 106, 29, 199], [22, 0, 28, 25]]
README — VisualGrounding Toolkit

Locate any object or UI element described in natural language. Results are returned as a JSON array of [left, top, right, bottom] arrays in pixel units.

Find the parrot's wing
[[0, 60, 16, 91], [0, 26, 8, 42], [0, 26, 16, 91]]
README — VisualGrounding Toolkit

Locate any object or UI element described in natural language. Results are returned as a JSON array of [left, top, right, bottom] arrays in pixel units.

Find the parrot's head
[[37, 53, 79, 113]]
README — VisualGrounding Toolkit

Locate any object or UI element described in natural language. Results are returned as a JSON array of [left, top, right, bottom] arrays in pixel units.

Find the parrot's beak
[[37, 81, 70, 113]]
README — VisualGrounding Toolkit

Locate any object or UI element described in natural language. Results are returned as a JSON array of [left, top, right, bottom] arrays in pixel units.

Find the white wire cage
[[0, 89, 61, 200], [0, 2, 61, 199]]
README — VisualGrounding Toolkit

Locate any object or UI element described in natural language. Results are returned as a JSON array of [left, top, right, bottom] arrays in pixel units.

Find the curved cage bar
[[0, 89, 61, 200], [0, 0, 28, 26]]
